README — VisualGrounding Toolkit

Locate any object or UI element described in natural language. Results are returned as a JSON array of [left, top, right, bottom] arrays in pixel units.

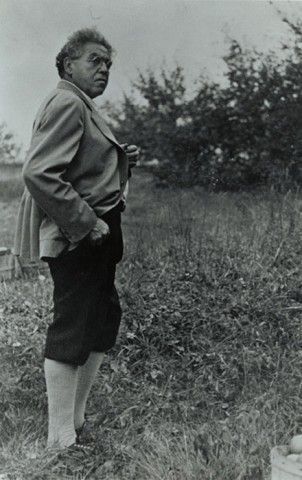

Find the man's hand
[[88, 218, 110, 247], [120, 143, 140, 168]]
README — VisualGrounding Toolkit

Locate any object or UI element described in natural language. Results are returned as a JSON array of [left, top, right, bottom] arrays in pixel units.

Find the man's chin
[[90, 85, 106, 98]]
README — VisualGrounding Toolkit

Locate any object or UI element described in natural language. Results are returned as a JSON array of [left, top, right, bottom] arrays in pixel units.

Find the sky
[[1, 0, 302, 152]]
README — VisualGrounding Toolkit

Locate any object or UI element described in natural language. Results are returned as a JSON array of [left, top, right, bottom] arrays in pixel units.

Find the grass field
[[1, 170, 302, 479]]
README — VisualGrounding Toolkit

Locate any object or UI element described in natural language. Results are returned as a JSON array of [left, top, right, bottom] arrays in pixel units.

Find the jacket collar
[[57, 80, 120, 146], [57, 79, 94, 109]]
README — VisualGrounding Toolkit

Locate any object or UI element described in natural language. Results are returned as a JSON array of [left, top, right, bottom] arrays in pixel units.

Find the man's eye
[[90, 57, 112, 69]]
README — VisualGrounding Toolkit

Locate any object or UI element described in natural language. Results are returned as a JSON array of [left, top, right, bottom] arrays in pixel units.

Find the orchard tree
[[104, 16, 302, 190], [0, 123, 21, 164]]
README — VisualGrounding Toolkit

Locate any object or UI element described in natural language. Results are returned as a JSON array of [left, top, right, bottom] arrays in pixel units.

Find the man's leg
[[44, 358, 78, 448], [74, 352, 105, 430]]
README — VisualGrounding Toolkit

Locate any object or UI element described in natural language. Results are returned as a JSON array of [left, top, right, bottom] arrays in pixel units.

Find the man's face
[[66, 42, 112, 98]]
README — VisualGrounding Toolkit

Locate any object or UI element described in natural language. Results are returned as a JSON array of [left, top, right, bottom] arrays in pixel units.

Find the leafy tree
[[105, 17, 302, 190], [105, 66, 189, 184], [0, 123, 21, 164]]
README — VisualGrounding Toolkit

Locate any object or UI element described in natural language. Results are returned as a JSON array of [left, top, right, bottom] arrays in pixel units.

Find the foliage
[[105, 18, 302, 190], [0, 123, 22, 164], [0, 177, 24, 202]]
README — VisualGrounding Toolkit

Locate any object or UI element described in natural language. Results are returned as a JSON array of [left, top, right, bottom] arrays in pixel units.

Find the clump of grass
[[0, 178, 24, 201]]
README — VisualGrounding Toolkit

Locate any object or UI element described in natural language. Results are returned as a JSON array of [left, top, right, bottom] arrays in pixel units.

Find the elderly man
[[13, 28, 139, 451]]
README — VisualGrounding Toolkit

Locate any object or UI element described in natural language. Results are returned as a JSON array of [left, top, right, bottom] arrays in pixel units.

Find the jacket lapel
[[90, 109, 119, 145], [57, 80, 121, 148]]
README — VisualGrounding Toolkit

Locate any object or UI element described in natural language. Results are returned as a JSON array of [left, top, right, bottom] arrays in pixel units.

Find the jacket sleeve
[[23, 93, 98, 243]]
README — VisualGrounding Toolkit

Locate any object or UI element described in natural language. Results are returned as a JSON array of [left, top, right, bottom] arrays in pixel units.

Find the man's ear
[[63, 57, 73, 76]]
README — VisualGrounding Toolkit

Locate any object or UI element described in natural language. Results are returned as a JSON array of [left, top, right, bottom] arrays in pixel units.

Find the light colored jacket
[[13, 80, 129, 260]]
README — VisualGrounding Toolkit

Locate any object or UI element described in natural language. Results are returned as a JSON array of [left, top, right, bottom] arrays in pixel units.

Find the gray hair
[[56, 28, 114, 78]]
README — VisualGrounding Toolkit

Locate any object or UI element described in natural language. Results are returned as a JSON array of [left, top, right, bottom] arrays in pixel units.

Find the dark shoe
[[66, 440, 95, 456], [75, 417, 96, 445], [47, 440, 95, 464]]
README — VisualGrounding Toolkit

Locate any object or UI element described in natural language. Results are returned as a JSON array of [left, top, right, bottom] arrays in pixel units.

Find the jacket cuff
[[60, 213, 98, 243]]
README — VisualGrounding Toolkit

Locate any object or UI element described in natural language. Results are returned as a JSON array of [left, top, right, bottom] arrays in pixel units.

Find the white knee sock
[[44, 358, 78, 448], [74, 352, 105, 430]]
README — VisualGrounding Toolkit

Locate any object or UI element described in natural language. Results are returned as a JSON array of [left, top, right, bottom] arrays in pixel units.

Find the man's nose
[[99, 62, 109, 73]]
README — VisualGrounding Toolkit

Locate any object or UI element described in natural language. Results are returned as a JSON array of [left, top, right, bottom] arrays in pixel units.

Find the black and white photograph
[[2, 0, 302, 478]]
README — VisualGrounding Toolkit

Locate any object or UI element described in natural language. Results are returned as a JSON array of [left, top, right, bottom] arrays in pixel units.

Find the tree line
[[2, 16, 302, 189], [105, 17, 302, 190]]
